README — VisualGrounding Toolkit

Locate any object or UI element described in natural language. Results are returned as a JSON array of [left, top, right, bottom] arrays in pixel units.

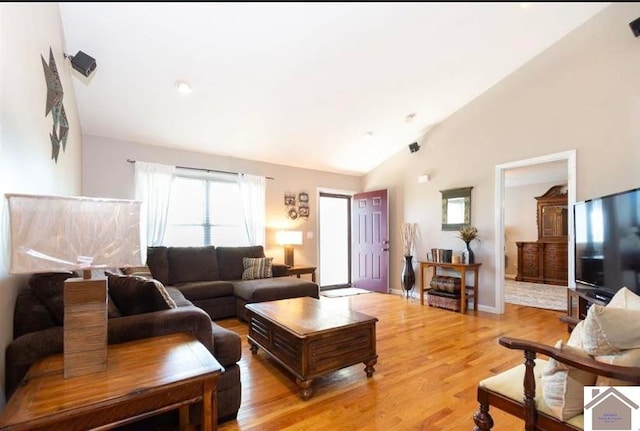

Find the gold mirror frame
[[440, 187, 472, 231]]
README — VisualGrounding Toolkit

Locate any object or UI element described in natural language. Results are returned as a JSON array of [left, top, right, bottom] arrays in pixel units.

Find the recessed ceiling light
[[174, 80, 192, 94], [520, 3, 534, 9]]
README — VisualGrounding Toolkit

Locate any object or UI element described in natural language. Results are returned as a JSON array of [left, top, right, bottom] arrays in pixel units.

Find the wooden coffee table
[[246, 296, 378, 400], [0, 333, 223, 431]]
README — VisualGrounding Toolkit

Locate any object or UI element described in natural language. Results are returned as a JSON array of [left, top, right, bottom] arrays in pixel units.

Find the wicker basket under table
[[426, 289, 462, 312]]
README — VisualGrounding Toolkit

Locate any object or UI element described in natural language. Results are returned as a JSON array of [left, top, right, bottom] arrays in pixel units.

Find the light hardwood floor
[[216, 292, 567, 431]]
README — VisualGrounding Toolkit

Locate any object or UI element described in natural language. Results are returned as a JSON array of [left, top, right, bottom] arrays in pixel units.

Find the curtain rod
[[126, 159, 274, 180]]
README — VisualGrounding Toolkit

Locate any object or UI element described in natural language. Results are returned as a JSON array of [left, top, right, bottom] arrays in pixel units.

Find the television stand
[[563, 287, 608, 331]]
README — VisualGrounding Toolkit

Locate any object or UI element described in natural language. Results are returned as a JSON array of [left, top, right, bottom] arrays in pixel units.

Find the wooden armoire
[[515, 185, 568, 286]]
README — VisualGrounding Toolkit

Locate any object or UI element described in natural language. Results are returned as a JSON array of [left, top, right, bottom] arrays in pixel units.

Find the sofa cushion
[[607, 286, 640, 310], [217, 246, 265, 281], [242, 257, 273, 280], [28, 272, 77, 325], [168, 246, 219, 285], [146, 246, 170, 285], [174, 280, 235, 301], [233, 277, 319, 302], [107, 274, 176, 316], [165, 286, 194, 308]]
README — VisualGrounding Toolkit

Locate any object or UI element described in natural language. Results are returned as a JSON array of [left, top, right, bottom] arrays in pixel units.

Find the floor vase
[[401, 256, 415, 298]]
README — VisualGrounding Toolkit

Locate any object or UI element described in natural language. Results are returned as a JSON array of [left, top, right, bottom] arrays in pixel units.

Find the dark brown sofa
[[6, 276, 242, 424], [146, 245, 319, 321]]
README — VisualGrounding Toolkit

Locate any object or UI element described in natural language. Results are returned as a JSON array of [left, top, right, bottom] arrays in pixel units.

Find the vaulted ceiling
[[59, 2, 609, 176]]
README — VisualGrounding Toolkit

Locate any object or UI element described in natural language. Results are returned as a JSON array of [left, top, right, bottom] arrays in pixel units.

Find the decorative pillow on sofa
[[29, 271, 77, 325], [121, 265, 153, 278], [542, 340, 598, 421], [242, 257, 273, 280], [107, 274, 177, 316], [30, 271, 122, 323]]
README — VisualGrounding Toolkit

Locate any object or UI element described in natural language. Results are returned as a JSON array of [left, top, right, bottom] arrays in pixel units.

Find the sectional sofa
[[6, 273, 242, 423], [145, 245, 320, 321]]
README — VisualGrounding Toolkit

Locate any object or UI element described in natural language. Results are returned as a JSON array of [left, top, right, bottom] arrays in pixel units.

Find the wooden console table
[[0, 333, 223, 431], [418, 261, 482, 313]]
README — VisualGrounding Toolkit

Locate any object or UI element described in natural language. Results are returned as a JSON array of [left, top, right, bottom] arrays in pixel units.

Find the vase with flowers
[[401, 222, 417, 297], [457, 225, 478, 264]]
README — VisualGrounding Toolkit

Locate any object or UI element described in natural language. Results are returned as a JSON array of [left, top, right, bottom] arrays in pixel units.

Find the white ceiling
[[59, 2, 609, 176]]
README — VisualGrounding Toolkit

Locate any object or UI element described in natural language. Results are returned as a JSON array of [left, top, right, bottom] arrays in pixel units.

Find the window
[[164, 171, 249, 247]]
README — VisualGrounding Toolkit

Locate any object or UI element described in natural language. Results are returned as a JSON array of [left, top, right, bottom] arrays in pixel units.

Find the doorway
[[494, 150, 576, 314], [318, 192, 352, 289]]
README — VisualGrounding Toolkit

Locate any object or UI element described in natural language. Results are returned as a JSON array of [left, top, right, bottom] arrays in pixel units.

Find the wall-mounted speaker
[[409, 142, 420, 153], [630, 17, 640, 38], [67, 51, 97, 77]]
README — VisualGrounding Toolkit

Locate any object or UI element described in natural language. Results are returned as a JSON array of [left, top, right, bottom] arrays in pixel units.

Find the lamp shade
[[6, 194, 142, 273], [276, 230, 303, 246]]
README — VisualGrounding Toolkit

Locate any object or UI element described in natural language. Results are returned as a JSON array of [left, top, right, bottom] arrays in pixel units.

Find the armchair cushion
[[542, 340, 597, 420], [479, 360, 584, 430]]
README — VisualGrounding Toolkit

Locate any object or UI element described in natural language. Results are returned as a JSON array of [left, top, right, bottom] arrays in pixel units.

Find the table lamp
[[6, 194, 142, 378], [276, 230, 303, 267]]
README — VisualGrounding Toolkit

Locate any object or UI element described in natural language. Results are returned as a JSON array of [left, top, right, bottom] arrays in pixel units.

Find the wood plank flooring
[[216, 293, 567, 431]]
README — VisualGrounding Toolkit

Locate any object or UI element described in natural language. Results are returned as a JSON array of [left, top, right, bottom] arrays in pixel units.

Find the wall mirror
[[440, 187, 472, 231]]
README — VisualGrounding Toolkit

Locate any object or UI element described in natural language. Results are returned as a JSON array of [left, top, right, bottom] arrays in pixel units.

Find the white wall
[[364, 3, 640, 310], [82, 135, 362, 271], [504, 181, 566, 277], [0, 3, 83, 405]]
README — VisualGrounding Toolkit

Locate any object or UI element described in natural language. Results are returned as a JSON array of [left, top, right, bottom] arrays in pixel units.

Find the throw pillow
[[595, 348, 640, 386], [542, 340, 598, 421], [606, 287, 640, 310], [242, 257, 273, 280], [582, 305, 640, 355], [567, 320, 585, 349], [29, 272, 77, 325], [107, 274, 176, 316], [121, 265, 153, 279]]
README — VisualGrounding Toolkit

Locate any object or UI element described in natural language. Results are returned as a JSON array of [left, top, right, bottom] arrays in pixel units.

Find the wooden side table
[[0, 333, 223, 431], [418, 261, 482, 313], [288, 265, 317, 282]]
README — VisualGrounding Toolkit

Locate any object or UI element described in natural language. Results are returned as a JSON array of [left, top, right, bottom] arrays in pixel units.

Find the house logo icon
[[584, 387, 639, 430]]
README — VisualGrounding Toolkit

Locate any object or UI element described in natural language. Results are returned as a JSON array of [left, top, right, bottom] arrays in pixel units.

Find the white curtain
[[134, 162, 175, 251], [238, 174, 266, 246]]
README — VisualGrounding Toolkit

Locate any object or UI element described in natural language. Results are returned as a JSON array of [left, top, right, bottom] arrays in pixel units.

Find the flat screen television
[[574, 187, 640, 301]]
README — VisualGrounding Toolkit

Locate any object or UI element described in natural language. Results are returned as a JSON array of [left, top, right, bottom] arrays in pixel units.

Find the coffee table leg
[[248, 339, 259, 355], [364, 358, 377, 377], [296, 378, 313, 400]]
